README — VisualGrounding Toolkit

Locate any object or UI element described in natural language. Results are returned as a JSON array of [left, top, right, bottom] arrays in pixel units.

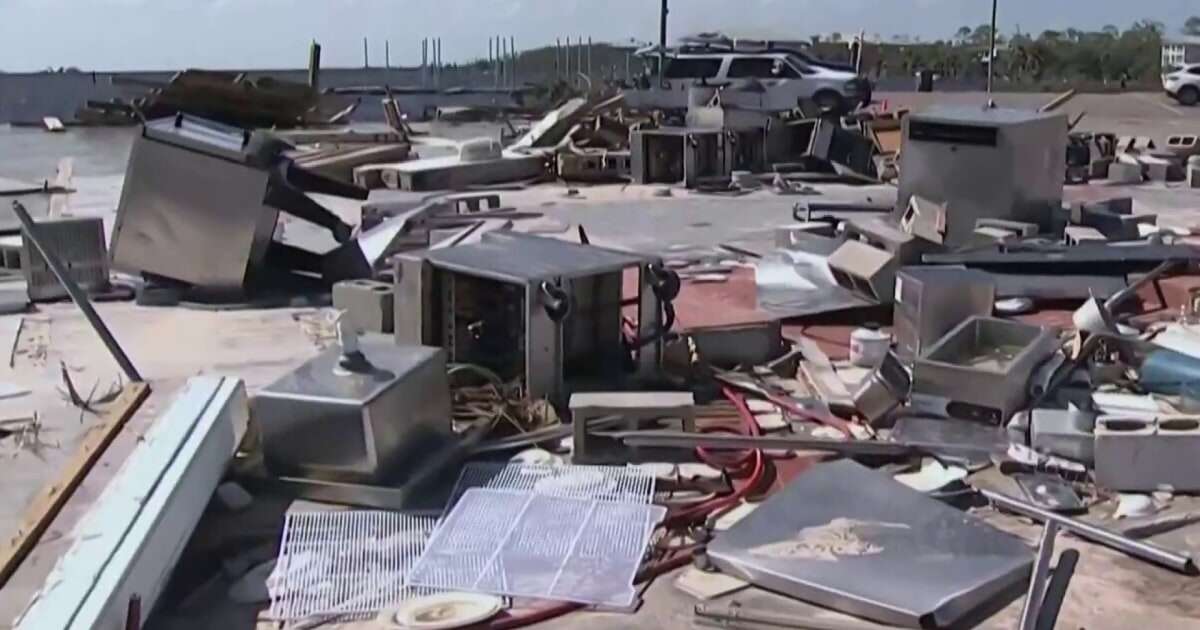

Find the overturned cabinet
[[111, 114, 365, 296], [394, 232, 678, 404]]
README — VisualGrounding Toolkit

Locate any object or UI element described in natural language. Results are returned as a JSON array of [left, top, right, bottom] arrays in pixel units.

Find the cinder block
[[975, 218, 1039, 237], [1064, 226, 1106, 245], [1094, 416, 1200, 492], [827, 240, 897, 303], [332, 279, 394, 334], [1139, 157, 1171, 182], [1030, 408, 1095, 464], [1107, 161, 1143, 184], [570, 392, 695, 464]]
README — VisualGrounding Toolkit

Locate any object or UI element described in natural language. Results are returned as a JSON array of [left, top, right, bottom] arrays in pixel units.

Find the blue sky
[[0, 0, 1196, 71]]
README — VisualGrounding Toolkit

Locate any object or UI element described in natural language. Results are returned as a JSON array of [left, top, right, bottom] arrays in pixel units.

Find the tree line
[[817, 18, 1197, 86]]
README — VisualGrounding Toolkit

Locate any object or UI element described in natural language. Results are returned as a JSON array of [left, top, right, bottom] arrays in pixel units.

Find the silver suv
[[624, 47, 867, 114]]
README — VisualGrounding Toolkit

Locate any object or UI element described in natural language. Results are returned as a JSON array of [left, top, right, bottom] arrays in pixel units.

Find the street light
[[987, 0, 998, 99]]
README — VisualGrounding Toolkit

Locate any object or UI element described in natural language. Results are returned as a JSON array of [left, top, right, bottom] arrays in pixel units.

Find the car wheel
[[1179, 86, 1200, 107], [812, 90, 847, 115]]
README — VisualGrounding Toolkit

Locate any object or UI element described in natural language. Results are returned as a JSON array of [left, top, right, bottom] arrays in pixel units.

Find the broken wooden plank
[[0, 382, 150, 589]]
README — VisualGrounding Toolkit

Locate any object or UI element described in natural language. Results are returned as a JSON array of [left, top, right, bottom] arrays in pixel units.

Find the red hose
[[665, 387, 765, 527]]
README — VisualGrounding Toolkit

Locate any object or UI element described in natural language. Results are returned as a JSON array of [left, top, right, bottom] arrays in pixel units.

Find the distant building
[[1162, 36, 1200, 68]]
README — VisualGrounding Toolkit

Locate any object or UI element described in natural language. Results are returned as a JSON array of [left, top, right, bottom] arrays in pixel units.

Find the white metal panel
[[13, 377, 248, 630]]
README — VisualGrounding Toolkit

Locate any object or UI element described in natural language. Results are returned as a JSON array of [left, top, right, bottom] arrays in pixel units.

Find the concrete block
[[969, 226, 1017, 246], [1094, 416, 1200, 492], [844, 215, 939, 265], [899, 195, 947, 245], [1089, 158, 1111, 180], [1064, 226, 1106, 245], [1138, 156, 1171, 182], [1106, 161, 1143, 184], [975, 218, 1039, 237], [1030, 408, 1096, 464], [332, 279, 395, 334], [827, 239, 897, 303], [570, 391, 695, 464]]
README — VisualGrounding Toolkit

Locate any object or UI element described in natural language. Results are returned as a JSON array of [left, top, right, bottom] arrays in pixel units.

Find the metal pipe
[[1018, 522, 1058, 630], [1034, 549, 1079, 630], [385, 40, 390, 70], [11, 201, 142, 382], [362, 37, 369, 69], [603, 429, 986, 458], [981, 489, 1197, 575], [695, 603, 904, 630], [1105, 260, 1177, 311]]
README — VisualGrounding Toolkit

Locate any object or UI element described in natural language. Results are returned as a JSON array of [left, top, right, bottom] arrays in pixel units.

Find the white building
[[1163, 35, 1200, 69]]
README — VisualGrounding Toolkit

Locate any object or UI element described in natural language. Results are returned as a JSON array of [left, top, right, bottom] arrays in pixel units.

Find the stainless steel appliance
[[394, 232, 677, 405], [893, 266, 995, 362], [111, 114, 365, 295], [912, 316, 1059, 424], [896, 106, 1067, 246], [255, 331, 452, 484]]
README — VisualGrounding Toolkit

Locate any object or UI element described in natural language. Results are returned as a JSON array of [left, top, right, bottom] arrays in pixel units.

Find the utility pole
[[511, 36, 516, 88], [659, 0, 669, 83], [987, 0, 998, 99], [587, 36, 593, 82], [363, 37, 369, 69], [385, 40, 390, 70], [307, 40, 321, 90]]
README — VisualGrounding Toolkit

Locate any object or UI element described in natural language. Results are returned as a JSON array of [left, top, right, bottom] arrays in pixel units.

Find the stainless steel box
[[255, 335, 451, 483], [394, 232, 671, 405], [630, 127, 730, 186], [893, 267, 995, 361], [912, 316, 1058, 424], [896, 107, 1067, 246]]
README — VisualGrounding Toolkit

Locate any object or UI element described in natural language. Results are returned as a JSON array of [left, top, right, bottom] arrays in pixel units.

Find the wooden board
[[0, 382, 151, 588]]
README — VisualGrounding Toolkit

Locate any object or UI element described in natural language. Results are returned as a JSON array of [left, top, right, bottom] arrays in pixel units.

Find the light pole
[[986, 0, 998, 97]]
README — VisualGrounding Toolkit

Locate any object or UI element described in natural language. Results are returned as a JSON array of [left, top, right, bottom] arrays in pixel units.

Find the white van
[[624, 50, 866, 113]]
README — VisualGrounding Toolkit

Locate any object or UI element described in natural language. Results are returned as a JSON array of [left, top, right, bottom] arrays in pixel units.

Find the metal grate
[[444, 462, 657, 515], [267, 510, 437, 622], [407, 488, 666, 608]]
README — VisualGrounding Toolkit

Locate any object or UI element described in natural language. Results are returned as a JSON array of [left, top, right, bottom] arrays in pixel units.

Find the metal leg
[[1018, 522, 1059, 630]]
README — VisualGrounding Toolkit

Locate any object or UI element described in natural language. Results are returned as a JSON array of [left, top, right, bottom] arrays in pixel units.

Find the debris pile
[[7, 76, 1200, 630]]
